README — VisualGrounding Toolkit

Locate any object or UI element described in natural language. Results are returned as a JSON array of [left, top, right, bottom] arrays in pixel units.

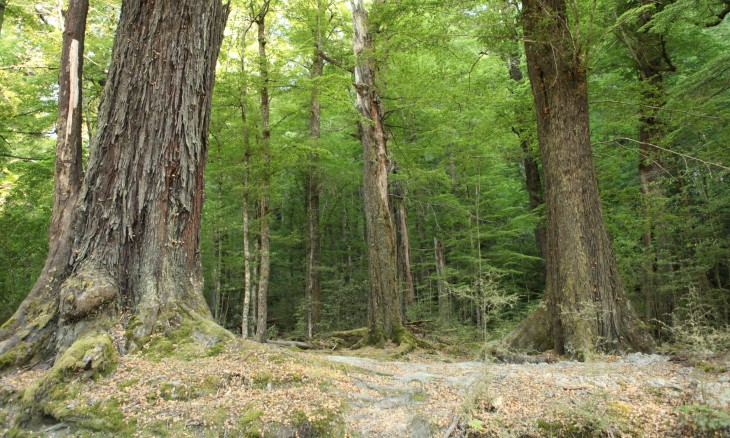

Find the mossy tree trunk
[[508, 0, 654, 357], [0, 0, 88, 367], [351, 0, 402, 344], [0, 0, 229, 371]]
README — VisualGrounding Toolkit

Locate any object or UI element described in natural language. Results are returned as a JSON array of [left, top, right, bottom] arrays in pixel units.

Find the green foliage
[[678, 404, 730, 436]]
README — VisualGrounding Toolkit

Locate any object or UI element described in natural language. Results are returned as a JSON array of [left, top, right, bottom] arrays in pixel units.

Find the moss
[[23, 334, 116, 405], [289, 406, 346, 438], [117, 377, 140, 389], [252, 372, 273, 389], [141, 314, 232, 361], [237, 408, 264, 437], [1, 317, 15, 331], [411, 391, 428, 402]]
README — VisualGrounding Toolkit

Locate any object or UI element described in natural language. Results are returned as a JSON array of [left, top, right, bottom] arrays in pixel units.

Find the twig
[[442, 415, 460, 438], [592, 137, 730, 171]]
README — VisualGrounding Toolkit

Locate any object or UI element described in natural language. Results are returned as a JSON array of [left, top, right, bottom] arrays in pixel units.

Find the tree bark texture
[[518, 0, 653, 356], [391, 170, 416, 311], [351, 0, 402, 344], [254, 3, 272, 344], [0, 0, 88, 363], [305, 47, 324, 339], [240, 26, 253, 339], [0, 0, 229, 368]]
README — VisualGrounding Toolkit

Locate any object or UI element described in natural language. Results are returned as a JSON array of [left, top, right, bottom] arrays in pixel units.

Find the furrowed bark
[[0, 0, 88, 366], [508, 0, 654, 357], [351, 0, 402, 344], [1, 0, 230, 370]]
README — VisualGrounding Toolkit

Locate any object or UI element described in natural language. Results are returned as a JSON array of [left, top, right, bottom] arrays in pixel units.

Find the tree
[[254, 0, 272, 343], [0, 0, 229, 374], [351, 0, 402, 344], [0, 0, 6, 36], [507, 0, 654, 357], [305, 0, 325, 339]]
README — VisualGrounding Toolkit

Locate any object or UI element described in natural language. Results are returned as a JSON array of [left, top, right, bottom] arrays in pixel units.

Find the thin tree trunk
[[0, 1, 6, 36], [351, 0, 402, 344], [633, 1, 676, 332], [434, 237, 449, 320], [507, 55, 547, 260], [1, 0, 229, 369], [240, 25, 253, 339], [0, 0, 88, 362], [254, 2, 271, 343], [510, 0, 653, 357], [391, 169, 416, 311], [305, 46, 324, 339]]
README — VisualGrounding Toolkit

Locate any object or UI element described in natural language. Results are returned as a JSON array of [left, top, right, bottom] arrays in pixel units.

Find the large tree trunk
[[305, 47, 324, 339], [351, 0, 402, 344], [254, 2, 272, 344], [1, 0, 229, 371], [510, 0, 653, 357]]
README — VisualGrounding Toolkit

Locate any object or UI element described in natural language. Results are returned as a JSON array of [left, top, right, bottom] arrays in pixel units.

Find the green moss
[[117, 378, 140, 389], [206, 343, 225, 357], [238, 408, 264, 437], [1, 317, 15, 331], [411, 391, 428, 402], [23, 334, 116, 405], [141, 314, 232, 361], [289, 406, 346, 437], [252, 372, 273, 389]]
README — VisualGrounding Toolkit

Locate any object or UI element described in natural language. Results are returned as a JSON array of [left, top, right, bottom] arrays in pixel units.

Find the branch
[[592, 137, 730, 171], [0, 153, 47, 161], [316, 49, 353, 73], [592, 99, 724, 121]]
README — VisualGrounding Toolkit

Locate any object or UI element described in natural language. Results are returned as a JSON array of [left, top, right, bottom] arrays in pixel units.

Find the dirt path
[[325, 353, 730, 437]]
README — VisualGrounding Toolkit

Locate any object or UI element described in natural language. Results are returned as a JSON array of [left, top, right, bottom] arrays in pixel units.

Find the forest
[[0, 0, 729, 436]]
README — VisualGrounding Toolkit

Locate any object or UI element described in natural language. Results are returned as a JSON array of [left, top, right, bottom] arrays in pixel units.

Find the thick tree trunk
[[351, 0, 402, 344], [254, 3, 272, 344], [305, 48, 324, 339], [1, 0, 229, 370], [510, 0, 653, 357]]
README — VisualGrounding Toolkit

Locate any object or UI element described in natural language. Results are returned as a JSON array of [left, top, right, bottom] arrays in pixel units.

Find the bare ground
[[1, 343, 728, 437]]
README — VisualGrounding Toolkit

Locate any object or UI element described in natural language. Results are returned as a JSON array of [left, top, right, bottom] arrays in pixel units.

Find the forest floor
[[1, 338, 729, 437]]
